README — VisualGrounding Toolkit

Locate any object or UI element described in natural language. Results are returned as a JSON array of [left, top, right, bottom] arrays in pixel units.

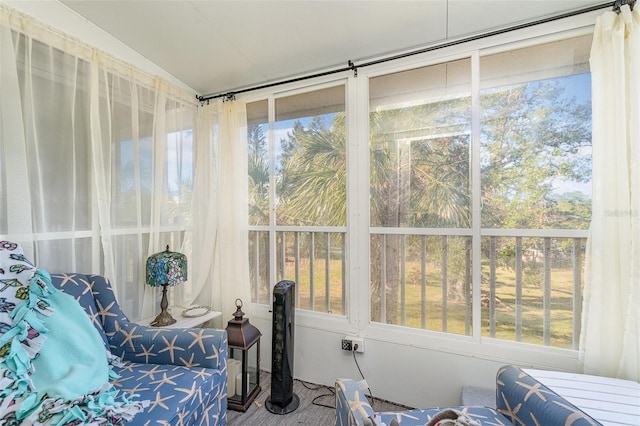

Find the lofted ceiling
[[58, 0, 608, 97]]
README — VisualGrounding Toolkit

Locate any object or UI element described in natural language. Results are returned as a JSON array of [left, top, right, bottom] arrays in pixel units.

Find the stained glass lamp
[[146, 245, 187, 327]]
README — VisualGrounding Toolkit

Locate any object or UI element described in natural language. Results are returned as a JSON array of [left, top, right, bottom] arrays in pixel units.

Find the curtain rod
[[197, 0, 632, 103]]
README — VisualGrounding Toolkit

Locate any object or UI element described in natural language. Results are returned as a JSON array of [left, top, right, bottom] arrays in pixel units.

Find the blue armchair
[[51, 273, 228, 426], [335, 364, 601, 426], [335, 378, 509, 426]]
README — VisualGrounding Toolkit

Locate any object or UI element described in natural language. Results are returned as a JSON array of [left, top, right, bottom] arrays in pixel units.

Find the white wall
[[252, 305, 580, 409]]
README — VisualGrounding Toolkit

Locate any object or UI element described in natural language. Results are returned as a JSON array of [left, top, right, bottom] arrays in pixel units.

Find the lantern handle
[[233, 298, 245, 319]]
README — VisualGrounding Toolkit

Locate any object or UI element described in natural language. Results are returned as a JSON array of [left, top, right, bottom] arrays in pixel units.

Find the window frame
[[247, 80, 351, 319]]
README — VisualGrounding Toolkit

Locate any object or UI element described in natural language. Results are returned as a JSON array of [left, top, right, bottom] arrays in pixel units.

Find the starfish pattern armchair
[[335, 378, 510, 426], [51, 273, 228, 426], [335, 364, 601, 426]]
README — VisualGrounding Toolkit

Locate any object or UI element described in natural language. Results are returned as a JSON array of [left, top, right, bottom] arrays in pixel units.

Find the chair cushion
[[112, 360, 225, 425], [378, 406, 509, 426]]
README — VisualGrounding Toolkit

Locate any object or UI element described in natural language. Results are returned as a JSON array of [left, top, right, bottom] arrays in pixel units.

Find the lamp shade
[[146, 245, 187, 287]]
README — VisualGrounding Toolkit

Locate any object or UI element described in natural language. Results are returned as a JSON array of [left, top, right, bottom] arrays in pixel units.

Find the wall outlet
[[341, 336, 364, 353], [341, 339, 352, 351]]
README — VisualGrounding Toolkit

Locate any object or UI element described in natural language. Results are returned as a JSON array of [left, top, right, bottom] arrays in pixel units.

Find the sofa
[[50, 273, 228, 425], [335, 364, 601, 425]]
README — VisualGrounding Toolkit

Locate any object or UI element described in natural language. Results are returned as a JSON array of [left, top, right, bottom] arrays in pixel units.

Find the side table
[[141, 307, 222, 329]]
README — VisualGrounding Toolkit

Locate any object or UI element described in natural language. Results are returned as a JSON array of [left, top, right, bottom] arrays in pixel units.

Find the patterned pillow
[[0, 241, 147, 425]]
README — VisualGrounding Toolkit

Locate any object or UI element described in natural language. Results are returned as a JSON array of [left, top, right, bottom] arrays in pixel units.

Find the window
[[0, 29, 196, 320], [369, 58, 473, 333], [247, 85, 347, 315], [479, 37, 592, 348], [368, 35, 592, 348]]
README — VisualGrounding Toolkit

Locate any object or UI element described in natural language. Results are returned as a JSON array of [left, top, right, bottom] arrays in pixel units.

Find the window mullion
[[268, 95, 277, 303], [471, 51, 482, 342], [348, 74, 370, 330]]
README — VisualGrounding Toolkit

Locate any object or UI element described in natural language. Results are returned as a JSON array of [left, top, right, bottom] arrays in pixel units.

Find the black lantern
[[226, 298, 261, 411]]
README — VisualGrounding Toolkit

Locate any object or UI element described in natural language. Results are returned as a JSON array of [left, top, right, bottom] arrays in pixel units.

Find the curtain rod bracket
[[224, 93, 236, 102], [196, 94, 211, 105], [613, 0, 635, 13], [348, 60, 358, 77]]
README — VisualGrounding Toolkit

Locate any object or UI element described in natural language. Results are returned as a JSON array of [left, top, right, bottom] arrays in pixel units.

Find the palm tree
[[369, 97, 472, 324], [248, 124, 270, 226], [247, 124, 271, 302], [277, 115, 347, 227], [273, 100, 471, 323]]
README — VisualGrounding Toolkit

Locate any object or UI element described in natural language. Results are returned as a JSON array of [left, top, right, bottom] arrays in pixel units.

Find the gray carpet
[[227, 371, 407, 426], [461, 386, 496, 408]]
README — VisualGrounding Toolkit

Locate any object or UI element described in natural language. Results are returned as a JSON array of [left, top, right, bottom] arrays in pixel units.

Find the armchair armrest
[[335, 378, 376, 426], [496, 365, 600, 426], [107, 319, 228, 370]]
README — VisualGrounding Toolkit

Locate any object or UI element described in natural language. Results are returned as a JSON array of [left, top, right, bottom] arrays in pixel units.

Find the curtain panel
[[0, 5, 249, 321], [189, 101, 251, 321], [582, 4, 640, 381]]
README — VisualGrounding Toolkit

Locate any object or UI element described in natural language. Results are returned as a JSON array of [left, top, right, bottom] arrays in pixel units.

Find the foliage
[[480, 81, 592, 229], [248, 124, 269, 226], [276, 116, 347, 227]]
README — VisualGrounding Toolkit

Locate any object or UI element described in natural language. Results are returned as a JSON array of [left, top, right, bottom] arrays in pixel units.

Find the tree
[[480, 81, 592, 230], [247, 124, 271, 302], [369, 97, 472, 325], [276, 115, 347, 227], [248, 124, 269, 226]]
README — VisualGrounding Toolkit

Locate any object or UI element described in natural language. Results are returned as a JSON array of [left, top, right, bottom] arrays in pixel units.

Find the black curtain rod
[[197, 0, 632, 103]]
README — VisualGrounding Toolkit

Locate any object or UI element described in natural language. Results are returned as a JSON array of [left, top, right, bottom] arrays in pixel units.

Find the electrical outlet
[[341, 339, 352, 351], [341, 336, 364, 353]]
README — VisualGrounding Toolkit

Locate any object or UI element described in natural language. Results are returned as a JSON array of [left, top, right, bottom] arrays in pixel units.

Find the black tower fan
[[265, 280, 299, 414]]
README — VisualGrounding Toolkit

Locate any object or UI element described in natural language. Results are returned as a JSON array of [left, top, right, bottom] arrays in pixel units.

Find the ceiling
[[59, 0, 608, 97]]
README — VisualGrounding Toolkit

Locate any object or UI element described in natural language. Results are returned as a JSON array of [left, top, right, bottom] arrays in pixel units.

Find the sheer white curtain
[[581, 4, 640, 381], [0, 5, 237, 321], [216, 100, 251, 320], [189, 100, 250, 321]]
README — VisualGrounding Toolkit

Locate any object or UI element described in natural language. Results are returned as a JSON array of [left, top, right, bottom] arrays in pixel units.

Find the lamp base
[[150, 310, 177, 327], [149, 283, 176, 327]]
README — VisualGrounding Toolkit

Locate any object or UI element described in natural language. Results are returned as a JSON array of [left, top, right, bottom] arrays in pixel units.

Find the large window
[[370, 58, 473, 333], [248, 33, 592, 350], [478, 37, 592, 348], [369, 35, 591, 348], [248, 85, 347, 314]]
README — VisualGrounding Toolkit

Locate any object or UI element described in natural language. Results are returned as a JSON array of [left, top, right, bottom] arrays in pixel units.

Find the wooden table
[[524, 368, 640, 426]]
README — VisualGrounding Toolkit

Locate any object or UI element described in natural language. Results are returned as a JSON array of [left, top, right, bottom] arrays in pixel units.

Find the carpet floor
[[226, 371, 407, 426]]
